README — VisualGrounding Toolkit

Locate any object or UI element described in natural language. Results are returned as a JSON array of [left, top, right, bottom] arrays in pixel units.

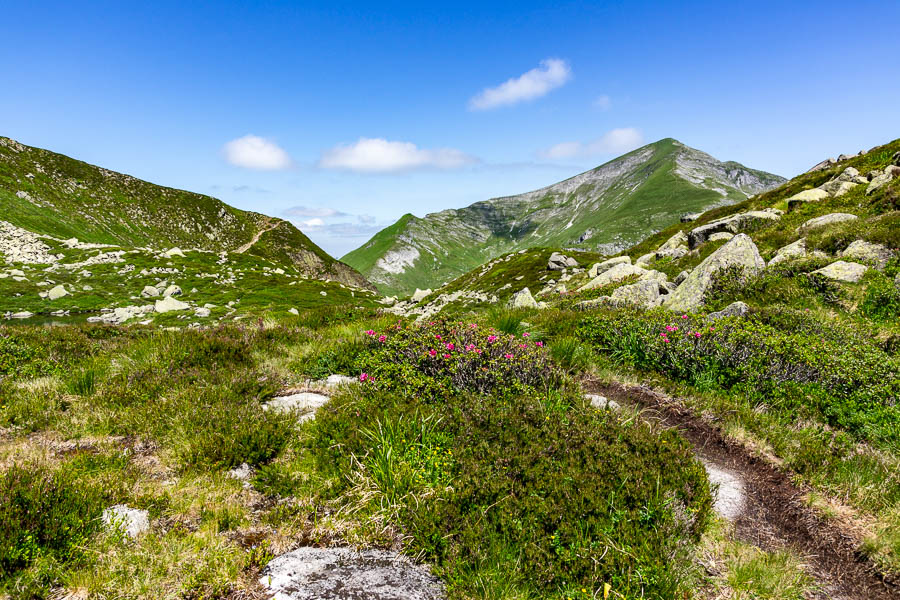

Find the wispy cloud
[[593, 94, 612, 111], [469, 58, 572, 111], [222, 135, 292, 170], [318, 138, 478, 173], [539, 128, 644, 159], [283, 206, 348, 218]]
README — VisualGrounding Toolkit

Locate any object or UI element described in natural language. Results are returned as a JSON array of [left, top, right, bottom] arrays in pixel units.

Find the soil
[[583, 379, 900, 600]]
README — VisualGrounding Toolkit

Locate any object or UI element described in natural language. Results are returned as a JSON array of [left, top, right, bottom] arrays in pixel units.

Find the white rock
[[163, 284, 182, 297], [798, 213, 858, 232], [141, 285, 160, 298], [411, 288, 432, 303], [154, 296, 190, 313], [587, 394, 620, 410], [288, 307, 300, 315], [194, 307, 211, 317], [102, 505, 150, 538], [161, 247, 185, 258], [47, 285, 69, 300]]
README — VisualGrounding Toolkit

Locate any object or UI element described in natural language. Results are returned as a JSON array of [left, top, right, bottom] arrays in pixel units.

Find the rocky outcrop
[[812, 261, 868, 283], [579, 263, 645, 291], [47, 284, 69, 300], [786, 188, 829, 212], [663, 234, 765, 312], [839, 240, 893, 270], [798, 213, 858, 232], [548, 252, 577, 271], [768, 238, 828, 266], [154, 296, 189, 313], [706, 301, 749, 322], [0, 220, 59, 264], [588, 256, 631, 278], [654, 231, 689, 260], [688, 210, 781, 249], [410, 288, 432, 303], [508, 287, 539, 309]]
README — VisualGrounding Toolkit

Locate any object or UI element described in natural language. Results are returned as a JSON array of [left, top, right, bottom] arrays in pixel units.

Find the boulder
[[812, 261, 868, 283], [548, 252, 578, 271], [681, 212, 704, 223], [260, 547, 443, 600], [769, 238, 809, 266], [663, 234, 765, 312], [708, 232, 734, 242], [819, 179, 857, 197], [194, 307, 211, 317], [866, 172, 893, 195], [607, 280, 662, 308], [807, 157, 837, 173], [674, 270, 690, 285], [578, 263, 646, 291], [635, 252, 656, 267], [141, 285, 160, 298], [786, 188, 829, 212], [508, 287, 539, 309], [47, 285, 69, 300], [324, 374, 356, 388], [839, 240, 893, 270], [688, 210, 781, 248], [163, 284, 182, 297], [410, 288, 432, 303], [798, 213, 858, 232], [706, 301, 749, 322], [154, 296, 189, 313], [264, 392, 330, 418], [588, 256, 631, 278], [655, 231, 689, 260], [161, 247, 185, 258], [288, 307, 300, 315], [102, 505, 150, 538]]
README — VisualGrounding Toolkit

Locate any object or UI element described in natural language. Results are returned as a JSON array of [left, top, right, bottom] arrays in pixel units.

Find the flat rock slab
[[102, 505, 150, 538], [702, 461, 745, 521], [264, 392, 330, 415], [261, 547, 444, 600]]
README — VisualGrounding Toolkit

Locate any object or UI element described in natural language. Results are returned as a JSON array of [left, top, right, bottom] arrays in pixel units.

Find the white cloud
[[318, 138, 477, 173], [284, 206, 348, 218], [469, 58, 572, 111], [223, 135, 292, 170], [298, 217, 325, 230], [539, 128, 644, 159], [593, 95, 612, 111]]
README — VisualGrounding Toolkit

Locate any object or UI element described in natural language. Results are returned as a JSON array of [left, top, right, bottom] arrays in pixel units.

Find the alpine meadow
[[2, 3, 899, 600]]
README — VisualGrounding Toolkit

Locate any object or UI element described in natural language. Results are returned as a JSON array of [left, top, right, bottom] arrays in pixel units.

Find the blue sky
[[3, 1, 898, 256]]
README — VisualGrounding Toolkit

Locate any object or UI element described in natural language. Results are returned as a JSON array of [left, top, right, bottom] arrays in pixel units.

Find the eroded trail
[[583, 379, 899, 600]]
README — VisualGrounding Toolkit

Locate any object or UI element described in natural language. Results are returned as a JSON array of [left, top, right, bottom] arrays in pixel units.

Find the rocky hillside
[[0, 136, 372, 289], [343, 138, 784, 296]]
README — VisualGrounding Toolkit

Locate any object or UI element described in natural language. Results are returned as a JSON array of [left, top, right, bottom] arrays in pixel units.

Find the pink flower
[[535, 341, 544, 347], [519, 344, 527, 349], [664, 339, 670, 344], [469, 323, 478, 329], [681, 314, 688, 319], [522, 332, 530, 337], [504, 353, 513, 359], [443, 353, 451, 359], [474, 348, 482, 354], [466, 344, 476, 351], [359, 373, 370, 381], [446, 343, 455, 350], [487, 335, 498, 343], [365, 330, 375, 336], [435, 334, 442, 340], [693, 332, 701, 338], [428, 349, 437, 357], [378, 335, 387, 342]]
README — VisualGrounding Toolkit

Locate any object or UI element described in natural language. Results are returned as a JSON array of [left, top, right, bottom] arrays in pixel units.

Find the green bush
[[0, 464, 104, 577], [578, 308, 900, 445], [859, 272, 900, 321], [355, 320, 556, 400], [312, 388, 712, 599]]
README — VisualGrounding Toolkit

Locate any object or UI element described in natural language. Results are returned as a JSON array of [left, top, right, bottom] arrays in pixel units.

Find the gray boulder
[[154, 296, 189, 313], [102, 505, 150, 538], [681, 212, 704, 222], [663, 234, 765, 312], [141, 285, 160, 298], [508, 287, 539, 309], [410, 288, 432, 303], [866, 172, 893, 195], [655, 231, 689, 260], [786, 188, 829, 212], [768, 238, 824, 266], [163, 284, 182, 297], [839, 240, 893, 270], [706, 301, 749, 322], [607, 280, 663, 308], [807, 158, 837, 173], [798, 213, 858, 232], [579, 263, 646, 291], [548, 252, 578, 271], [47, 285, 69, 300], [708, 232, 734, 242], [264, 392, 330, 421], [260, 547, 443, 600], [688, 210, 781, 249], [812, 261, 869, 283], [588, 256, 632, 278], [674, 270, 690, 285]]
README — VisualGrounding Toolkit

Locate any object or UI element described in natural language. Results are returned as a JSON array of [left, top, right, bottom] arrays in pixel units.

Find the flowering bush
[[357, 319, 556, 399]]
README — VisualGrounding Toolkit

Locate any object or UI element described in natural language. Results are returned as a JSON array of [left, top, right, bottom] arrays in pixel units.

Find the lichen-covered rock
[[798, 213, 858, 232], [608, 280, 663, 307], [663, 234, 765, 312], [708, 232, 734, 242], [579, 263, 646, 291], [141, 285, 160, 298], [264, 392, 330, 419], [154, 296, 189, 313], [508, 287, 539, 309], [839, 240, 894, 270], [866, 172, 893, 195], [812, 261, 869, 283], [820, 179, 858, 197], [410, 288, 432, 303], [161, 247, 186, 258], [655, 231, 689, 260], [688, 210, 781, 248], [260, 547, 444, 600], [47, 285, 69, 300], [706, 301, 749, 322], [163, 284, 182, 297], [635, 252, 656, 267], [588, 256, 631, 279], [547, 252, 577, 271], [769, 238, 809, 266], [786, 188, 830, 212], [102, 505, 150, 538]]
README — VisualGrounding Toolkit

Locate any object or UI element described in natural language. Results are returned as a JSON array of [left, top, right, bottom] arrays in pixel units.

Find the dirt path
[[583, 379, 899, 600], [235, 218, 279, 254]]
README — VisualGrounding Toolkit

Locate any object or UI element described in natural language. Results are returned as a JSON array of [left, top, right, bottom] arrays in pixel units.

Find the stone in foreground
[[102, 505, 150, 538], [154, 296, 189, 313], [798, 213, 858, 232], [812, 261, 869, 283], [839, 240, 893, 270], [264, 392, 330, 415], [261, 546, 444, 600]]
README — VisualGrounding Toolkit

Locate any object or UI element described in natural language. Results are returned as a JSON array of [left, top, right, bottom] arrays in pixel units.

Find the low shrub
[[0, 464, 104, 577], [858, 271, 900, 321]]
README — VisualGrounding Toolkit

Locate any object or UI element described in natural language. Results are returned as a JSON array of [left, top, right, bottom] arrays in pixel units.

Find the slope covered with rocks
[[343, 138, 784, 296]]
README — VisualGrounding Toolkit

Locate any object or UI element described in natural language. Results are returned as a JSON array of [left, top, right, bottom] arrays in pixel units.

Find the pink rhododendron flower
[[474, 348, 482, 354], [487, 335, 498, 343], [443, 353, 451, 359], [365, 330, 375, 336], [522, 332, 530, 337], [682, 315, 688, 319], [359, 373, 370, 381], [504, 353, 513, 359], [428, 349, 437, 357], [535, 341, 544, 347], [466, 344, 476, 351], [378, 335, 387, 342], [446, 343, 454, 350]]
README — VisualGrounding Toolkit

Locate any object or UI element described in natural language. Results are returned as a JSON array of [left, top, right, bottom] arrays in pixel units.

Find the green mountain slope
[[0, 136, 372, 289], [343, 138, 784, 296]]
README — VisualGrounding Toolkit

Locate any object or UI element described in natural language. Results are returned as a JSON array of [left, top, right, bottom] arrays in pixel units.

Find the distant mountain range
[[0, 136, 371, 289], [342, 138, 785, 296]]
